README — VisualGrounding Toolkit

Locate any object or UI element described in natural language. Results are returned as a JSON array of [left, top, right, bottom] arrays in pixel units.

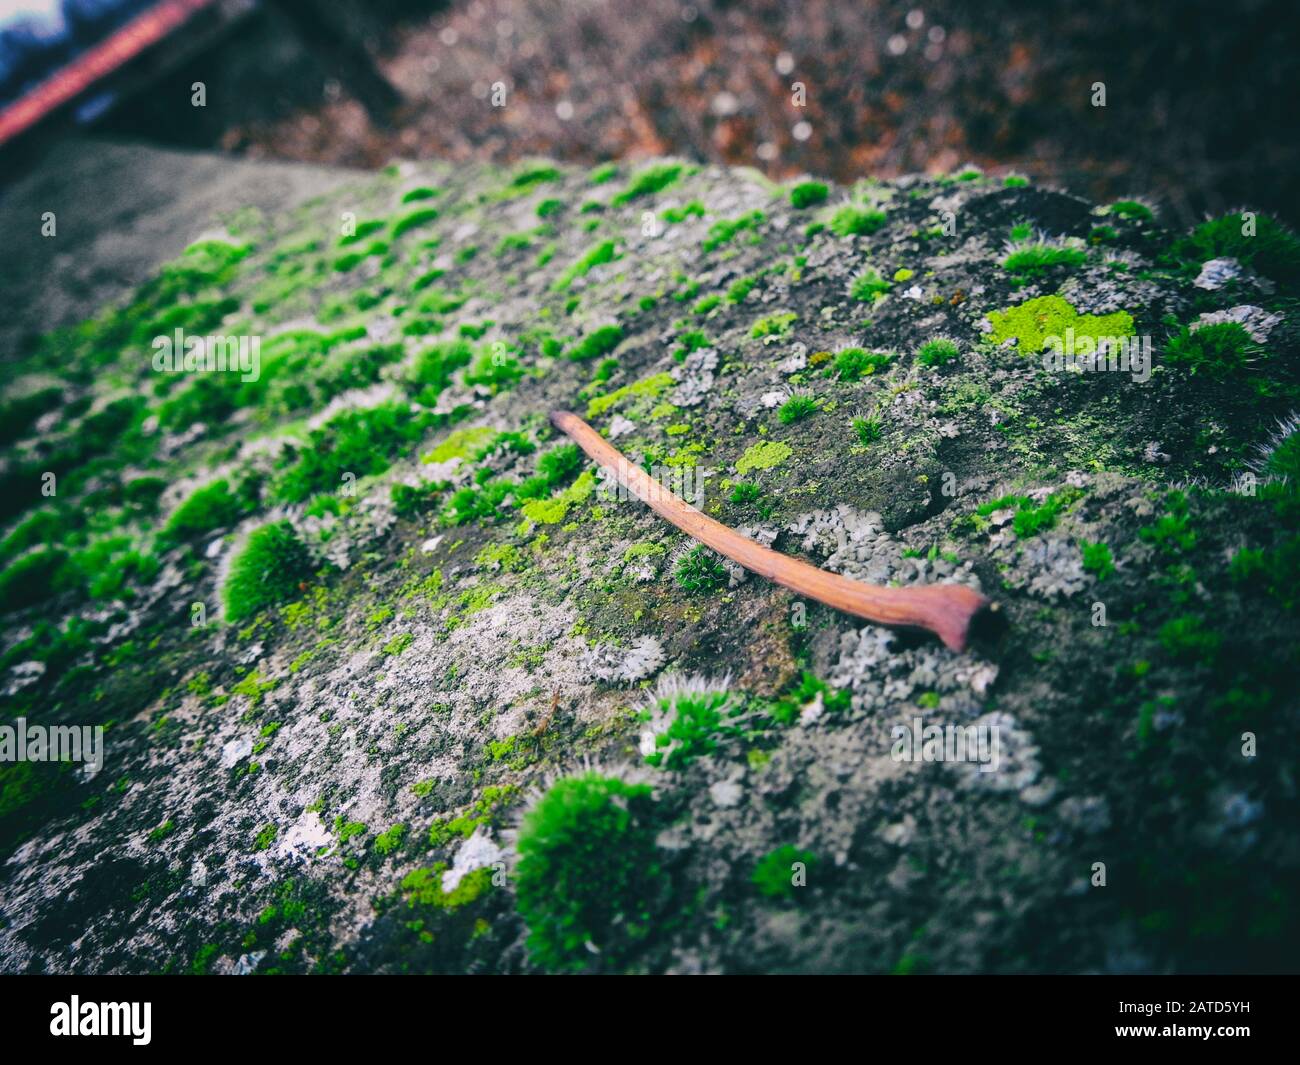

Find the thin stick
[[550, 410, 991, 652]]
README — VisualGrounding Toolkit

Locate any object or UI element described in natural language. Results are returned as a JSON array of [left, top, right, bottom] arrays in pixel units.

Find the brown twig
[[550, 409, 992, 652]]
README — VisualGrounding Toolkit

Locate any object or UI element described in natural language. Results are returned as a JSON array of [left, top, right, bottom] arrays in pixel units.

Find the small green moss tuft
[[568, 324, 623, 361], [833, 347, 892, 380], [829, 204, 886, 237], [553, 240, 618, 291], [1165, 322, 1258, 378], [612, 163, 683, 205], [789, 181, 829, 209], [674, 545, 729, 593], [223, 522, 315, 623], [514, 773, 664, 971], [777, 393, 819, 424], [917, 337, 959, 367], [1001, 239, 1087, 276], [752, 844, 817, 899], [162, 479, 245, 542], [852, 415, 883, 445], [850, 267, 891, 302]]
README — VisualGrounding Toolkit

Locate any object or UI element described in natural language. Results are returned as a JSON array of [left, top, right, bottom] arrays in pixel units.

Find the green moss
[[729, 482, 761, 504], [253, 823, 278, 851], [374, 823, 406, 855], [833, 347, 892, 380], [553, 240, 618, 291], [752, 845, 817, 899], [662, 200, 705, 223], [274, 403, 434, 503], [1080, 540, 1116, 580], [726, 276, 757, 303], [674, 545, 729, 594], [853, 415, 883, 445], [986, 294, 1135, 354], [693, 293, 722, 315], [588, 162, 618, 185], [702, 209, 765, 252], [1165, 322, 1257, 379], [751, 311, 796, 339], [162, 479, 244, 541], [611, 163, 683, 205], [382, 632, 414, 656], [736, 440, 792, 474], [1001, 240, 1087, 276], [0, 547, 73, 613], [464, 345, 523, 391], [829, 204, 886, 236], [586, 371, 675, 418], [789, 181, 829, 209], [1139, 492, 1196, 554], [514, 773, 664, 971], [223, 522, 316, 623], [518, 470, 595, 528], [849, 268, 891, 302], [767, 672, 850, 725], [401, 186, 439, 203], [917, 338, 959, 367], [1170, 212, 1300, 283], [568, 324, 623, 361], [147, 819, 176, 845], [1158, 614, 1221, 664], [391, 207, 439, 239], [777, 394, 819, 424]]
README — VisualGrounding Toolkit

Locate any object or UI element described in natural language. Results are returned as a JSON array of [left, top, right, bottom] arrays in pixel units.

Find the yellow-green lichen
[[986, 294, 1134, 354]]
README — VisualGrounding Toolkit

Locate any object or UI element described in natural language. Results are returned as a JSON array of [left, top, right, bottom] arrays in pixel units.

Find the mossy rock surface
[[1, 143, 1298, 974]]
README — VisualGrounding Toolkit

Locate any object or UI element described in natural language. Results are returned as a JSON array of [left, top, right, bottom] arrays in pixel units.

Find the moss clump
[[641, 681, 743, 768], [789, 181, 829, 209], [986, 294, 1135, 354], [162, 479, 244, 541], [736, 440, 792, 474], [1001, 239, 1087, 276], [829, 204, 886, 237], [391, 207, 439, 239], [729, 482, 761, 504], [1170, 212, 1300, 283], [1080, 540, 1116, 580], [674, 545, 729, 593], [766, 672, 850, 725], [662, 200, 705, 223], [400, 186, 439, 203], [752, 844, 817, 899], [1165, 322, 1257, 379], [223, 521, 315, 623], [586, 372, 675, 418], [777, 393, 819, 424], [407, 338, 474, 403], [568, 324, 623, 361], [1109, 200, 1153, 222], [917, 337, 959, 367], [0, 548, 73, 614], [514, 773, 664, 971], [833, 347, 892, 380], [853, 415, 883, 445], [552, 240, 618, 291], [751, 311, 796, 339], [850, 267, 891, 302], [702, 209, 765, 252], [274, 404, 433, 503], [611, 163, 683, 205]]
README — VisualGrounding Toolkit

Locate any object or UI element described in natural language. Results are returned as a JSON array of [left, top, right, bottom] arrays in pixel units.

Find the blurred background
[[2, 0, 1298, 227]]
